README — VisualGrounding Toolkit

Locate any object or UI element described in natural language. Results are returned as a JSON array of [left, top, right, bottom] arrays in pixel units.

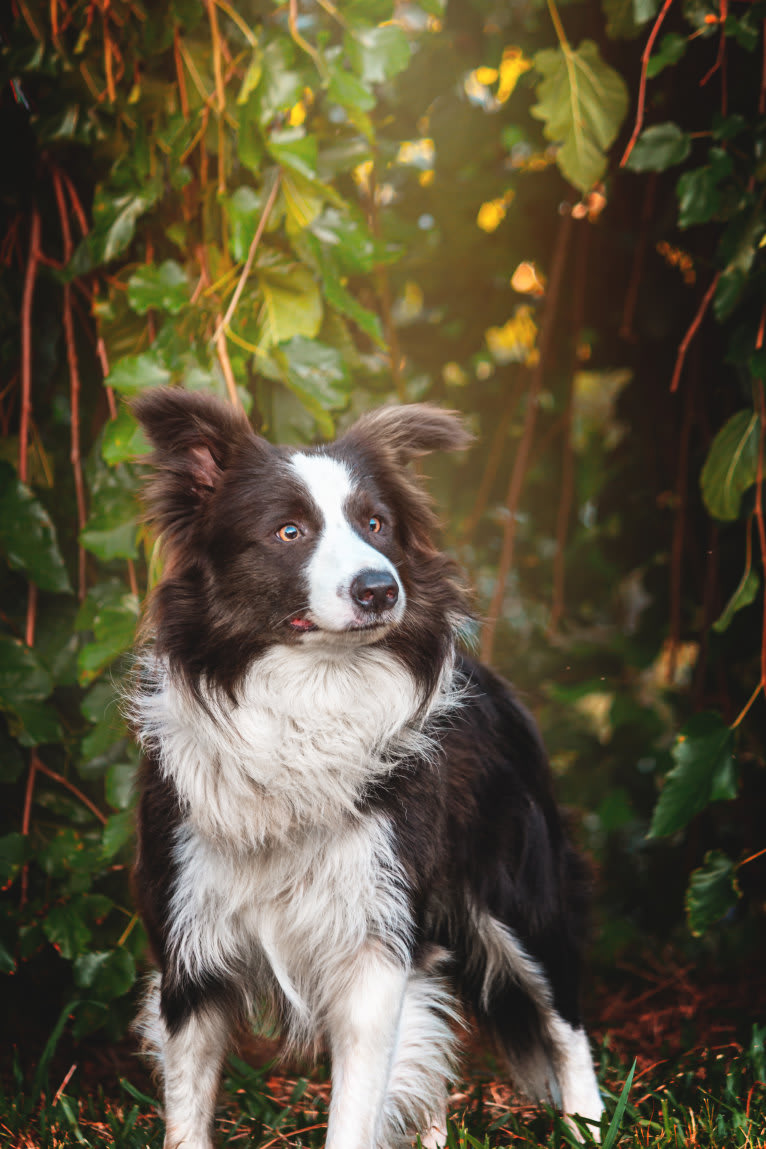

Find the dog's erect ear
[[342, 404, 473, 463], [132, 388, 256, 532]]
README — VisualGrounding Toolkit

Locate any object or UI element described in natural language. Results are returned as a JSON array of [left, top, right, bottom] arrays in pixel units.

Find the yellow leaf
[[288, 100, 306, 127], [496, 47, 532, 103], [477, 198, 506, 233], [474, 66, 498, 85], [485, 305, 538, 364]]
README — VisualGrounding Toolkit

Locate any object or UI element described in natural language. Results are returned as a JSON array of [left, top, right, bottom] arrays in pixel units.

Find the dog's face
[[133, 390, 471, 687]]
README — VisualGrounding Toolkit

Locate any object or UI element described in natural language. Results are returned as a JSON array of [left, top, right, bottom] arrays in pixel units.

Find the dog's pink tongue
[[290, 616, 315, 631]]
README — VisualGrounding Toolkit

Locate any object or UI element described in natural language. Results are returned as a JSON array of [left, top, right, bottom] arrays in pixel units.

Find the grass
[[2, 1024, 765, 1149]]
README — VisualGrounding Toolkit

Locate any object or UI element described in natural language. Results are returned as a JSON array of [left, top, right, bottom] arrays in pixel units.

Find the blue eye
[[276, 523, 300, 542], [369, 516, 382, 534]]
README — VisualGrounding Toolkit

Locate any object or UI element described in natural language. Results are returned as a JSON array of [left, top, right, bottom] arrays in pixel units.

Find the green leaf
[[77, 587, 139, 685], [328, 68, 376, 112], [80, 465, 140, 563], [101, 406, 151, 465], [676, 149, 732, 228], [127, 261, 189, 315], [88, 187, 160, 267], [531, 40, 628, 193], [256, 39, 303, 125], [8, 699, 62, 747], [713, 568, 760, 633], [275, 336, 351, 420], [602, 1058, 636, 1149], [107, 352, 171, 395], [700, 409, 760, 521], [74, 948, 136, 1000], [602, 0, 643, 40], [649, 712, 736, 838], [256, 263, 323, 347], [714, 267, 747, 321], [626, 122, 691, 171], [282, 172, 324, 233], [43, 902, 92, 961], [106, 762, 137, 810], [267, 133, 320, 182], [102, 811, 134, 859], [685, 850, 740, 935], [0, 635, 53, 706], [0, 462, 72, 593], [0, 832, 29, 887], [227, 186, 265, 262], [237, 46, 262, 105], [646, 32, 687, 77], [346, 25, 411, 85]]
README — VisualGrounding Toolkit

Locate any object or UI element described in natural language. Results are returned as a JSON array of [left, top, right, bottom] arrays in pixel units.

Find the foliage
[[1, 0, 766, 1065]]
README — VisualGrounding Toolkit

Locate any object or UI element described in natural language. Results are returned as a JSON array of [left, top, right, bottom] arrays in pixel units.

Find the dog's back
[[130, 391, 603, 1149]]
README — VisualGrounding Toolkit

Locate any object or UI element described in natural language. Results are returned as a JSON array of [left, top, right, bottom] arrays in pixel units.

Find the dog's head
[[133, 389, 472, 692]]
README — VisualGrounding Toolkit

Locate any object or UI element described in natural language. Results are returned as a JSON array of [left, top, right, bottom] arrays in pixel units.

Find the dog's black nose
[[350, 569, 399, 613]]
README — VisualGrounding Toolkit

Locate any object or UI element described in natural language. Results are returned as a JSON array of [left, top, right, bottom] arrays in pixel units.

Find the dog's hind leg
[[136, 971, 236, 1149], [465, 911, 603, 1142]]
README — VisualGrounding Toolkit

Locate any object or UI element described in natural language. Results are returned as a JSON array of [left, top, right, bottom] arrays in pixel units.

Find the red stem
[[670, 271, 721, 393], [20, 210, 41, 484], [620, 0, 675, 168]]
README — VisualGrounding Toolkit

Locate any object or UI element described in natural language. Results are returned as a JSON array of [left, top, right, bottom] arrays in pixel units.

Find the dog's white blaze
[[290, 452, 405, 632]]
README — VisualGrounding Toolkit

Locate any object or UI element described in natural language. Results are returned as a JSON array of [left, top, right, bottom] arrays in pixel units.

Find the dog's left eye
[[276, 523, 301, 542], [368, 516, 383, 534]]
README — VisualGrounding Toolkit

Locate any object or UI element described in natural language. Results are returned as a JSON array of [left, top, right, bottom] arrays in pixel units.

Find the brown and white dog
[[129, 390, 603, 1149]]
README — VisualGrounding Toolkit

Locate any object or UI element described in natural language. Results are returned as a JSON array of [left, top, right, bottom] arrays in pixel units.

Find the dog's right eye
[[276, 523, 301, 542]]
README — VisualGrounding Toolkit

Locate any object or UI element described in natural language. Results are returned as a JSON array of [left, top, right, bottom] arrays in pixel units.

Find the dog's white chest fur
[[135, 644, 441, 847]]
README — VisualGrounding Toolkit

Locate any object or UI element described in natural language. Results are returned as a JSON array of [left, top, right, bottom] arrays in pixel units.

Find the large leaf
[[700, 409, 760, 521], [0, 462, 72, 593], [713, 568, 760, 633], [76, 584, 140, 685], [685, 849, 740, 936], [676, 149, 732, 229], [43, 902, 92, 961], [626, 122, 691, 171], [275, 336, 351, 426], [649, 712, 737, 838], [256, 263, 323, 347], [101, 406, 151, 466], [74, 947, 136, 1000], [531, 40, 628, 193], [127, 261, 189, 315], [0, 635, 53, 707], [346, 25, 411, 85], [107, 352, 171, 395]]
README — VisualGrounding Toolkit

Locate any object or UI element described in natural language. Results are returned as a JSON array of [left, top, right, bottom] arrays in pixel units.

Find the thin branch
[[36, 760, 108, 825], [366, 168, 404, 400], [20, 209, 41, 484], [620, 0, 675, 168], [288, 0, 326, 78], [212, 173, 281, 343], [670, 271, 721, 393], [480, 209, 573, 664], [20, 752, 39, 907]]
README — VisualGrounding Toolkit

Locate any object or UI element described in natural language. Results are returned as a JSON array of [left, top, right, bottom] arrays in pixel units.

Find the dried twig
[[212, 174, 281, 343], [20, 209, 41, 485], [36, 759, 108, 825]]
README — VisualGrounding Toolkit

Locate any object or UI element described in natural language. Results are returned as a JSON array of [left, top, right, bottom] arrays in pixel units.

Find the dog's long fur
[[129, 390, 603, 1149]]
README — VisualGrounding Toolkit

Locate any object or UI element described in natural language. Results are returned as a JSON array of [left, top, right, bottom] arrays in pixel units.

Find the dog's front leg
[[324, 947, 408, 1149], [160, 998, 233, 1149]]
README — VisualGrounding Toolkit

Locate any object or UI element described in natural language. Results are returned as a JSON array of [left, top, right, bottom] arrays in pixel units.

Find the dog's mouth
[[288, 614, 318, 633], [287, 612, 388, 636]]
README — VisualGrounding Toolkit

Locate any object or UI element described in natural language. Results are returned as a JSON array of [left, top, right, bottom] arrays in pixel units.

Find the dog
[[129, 389, 603, 1149]]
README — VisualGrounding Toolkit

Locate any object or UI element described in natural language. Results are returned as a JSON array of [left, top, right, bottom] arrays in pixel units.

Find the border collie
[[129, 389, 603, 1149]]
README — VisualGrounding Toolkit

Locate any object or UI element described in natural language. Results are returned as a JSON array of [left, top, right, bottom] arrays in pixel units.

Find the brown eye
[[368, 516, 382, 533], [276, 523, 301, 542]]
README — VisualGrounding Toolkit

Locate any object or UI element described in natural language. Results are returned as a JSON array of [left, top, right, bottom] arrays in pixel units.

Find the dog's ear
[[342, 404, 473, 463], [132, 387, 256, 533]]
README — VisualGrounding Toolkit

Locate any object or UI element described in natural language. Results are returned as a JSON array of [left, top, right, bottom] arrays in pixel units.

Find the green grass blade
[[30, 999, 81, 1110], [602, 1058, 636, 1149]]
